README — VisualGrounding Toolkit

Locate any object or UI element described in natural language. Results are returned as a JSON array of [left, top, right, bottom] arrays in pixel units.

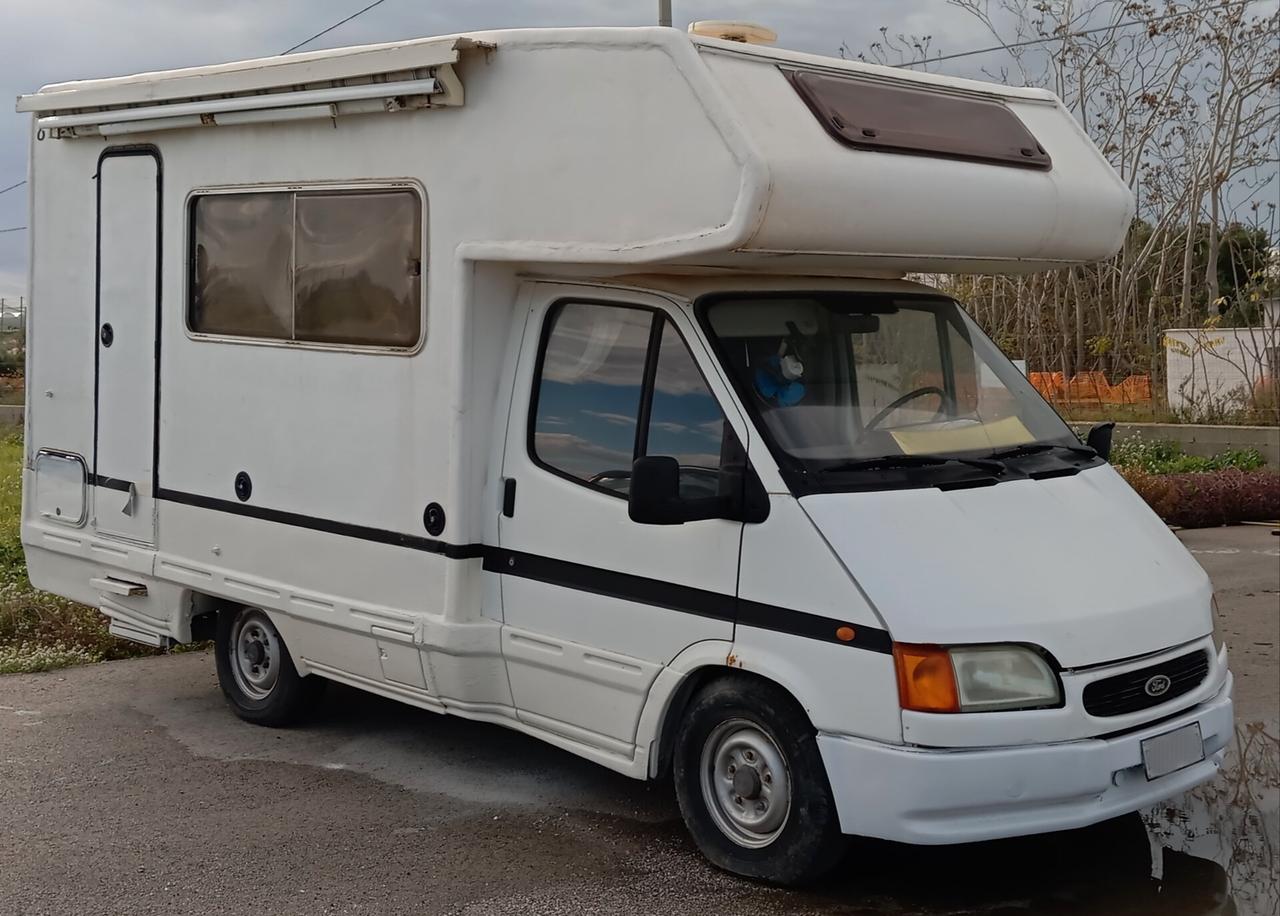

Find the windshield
[[699, 292, 1081, 476]]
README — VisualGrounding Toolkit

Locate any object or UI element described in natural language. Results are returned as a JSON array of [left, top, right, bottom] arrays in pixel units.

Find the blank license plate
[[1141, 723, 1204, 780]]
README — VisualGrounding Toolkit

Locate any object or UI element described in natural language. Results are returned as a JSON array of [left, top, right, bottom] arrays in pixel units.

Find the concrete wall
[[1164, 324, 1279, 416], [0, 405, 21, 426], [1074, 421, 1280, 467]]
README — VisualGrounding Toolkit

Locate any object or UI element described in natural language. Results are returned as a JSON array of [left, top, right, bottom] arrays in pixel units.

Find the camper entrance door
[[93, 148, 160, 545]]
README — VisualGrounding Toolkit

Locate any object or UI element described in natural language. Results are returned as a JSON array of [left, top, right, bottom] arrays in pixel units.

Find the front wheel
[[215, 606, 323, 726], [672, 676, 846, 885]]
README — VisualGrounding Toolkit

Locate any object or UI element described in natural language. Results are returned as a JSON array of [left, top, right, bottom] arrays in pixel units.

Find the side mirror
[[628, 456, 686, 525], [1086, 422, 1116, 461], [628, 455, 772, 526]]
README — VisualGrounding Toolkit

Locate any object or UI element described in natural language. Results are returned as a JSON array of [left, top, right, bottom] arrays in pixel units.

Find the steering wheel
[[865, 386, 947, 431]]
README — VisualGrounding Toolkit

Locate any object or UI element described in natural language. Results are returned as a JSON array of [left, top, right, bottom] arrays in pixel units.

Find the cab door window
[[530, 301, 728, 498], [644, 321, 729, 499]]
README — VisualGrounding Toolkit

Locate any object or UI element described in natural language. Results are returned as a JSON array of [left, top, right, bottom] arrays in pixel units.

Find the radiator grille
[[1082, 650, 1209, 718]]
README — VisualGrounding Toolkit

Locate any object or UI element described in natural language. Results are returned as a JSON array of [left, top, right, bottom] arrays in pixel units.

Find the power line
[[0, 227, 27, 234], [894, 0, 1256, 68], [1, 2, 402, 192], [281, 0, 394, 55]]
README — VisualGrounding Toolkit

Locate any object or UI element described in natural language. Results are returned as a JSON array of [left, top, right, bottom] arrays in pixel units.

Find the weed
[[1109, 436, 1266, 475]]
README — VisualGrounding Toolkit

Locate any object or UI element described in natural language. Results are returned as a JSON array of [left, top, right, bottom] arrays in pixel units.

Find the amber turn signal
[[893, 643, 960, 713]]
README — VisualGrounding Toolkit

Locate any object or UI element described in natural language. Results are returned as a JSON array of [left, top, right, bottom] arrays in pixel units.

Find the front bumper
[[818, 673, 1233, 845]]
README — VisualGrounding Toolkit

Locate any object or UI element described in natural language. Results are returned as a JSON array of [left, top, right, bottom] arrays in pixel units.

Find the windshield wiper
[[988, 442, 1096, 461], [819, 454, 1006, 476]]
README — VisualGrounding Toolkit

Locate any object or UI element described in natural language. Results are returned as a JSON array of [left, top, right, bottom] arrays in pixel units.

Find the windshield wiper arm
[[819, 454, 1006, 476], [988, 442, 1096, 460]]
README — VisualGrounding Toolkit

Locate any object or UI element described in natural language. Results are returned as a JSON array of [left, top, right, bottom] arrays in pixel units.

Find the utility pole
[[658, 1, 672, 28]]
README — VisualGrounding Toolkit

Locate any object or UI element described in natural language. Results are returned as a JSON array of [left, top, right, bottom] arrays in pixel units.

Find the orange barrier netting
[[1030, 372, 1152, 406]]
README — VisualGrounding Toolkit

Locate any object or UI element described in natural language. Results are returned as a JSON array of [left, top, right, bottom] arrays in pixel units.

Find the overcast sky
[[0, 0, 1031, 300]]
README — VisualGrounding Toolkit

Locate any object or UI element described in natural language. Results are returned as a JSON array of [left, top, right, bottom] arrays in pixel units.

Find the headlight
[[894, 643, 1061, 713], [949, 645, 1060, 711]]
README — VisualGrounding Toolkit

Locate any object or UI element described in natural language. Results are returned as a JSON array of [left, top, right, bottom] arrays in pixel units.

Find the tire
[[672, 675, 846, 886], [214, 606, 323, 726]]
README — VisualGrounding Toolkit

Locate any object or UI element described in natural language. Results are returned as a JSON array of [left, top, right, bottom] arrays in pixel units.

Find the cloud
[[533, 430, 632, 476], [581, 409, 636, 426], [541, 304, 650, 387]]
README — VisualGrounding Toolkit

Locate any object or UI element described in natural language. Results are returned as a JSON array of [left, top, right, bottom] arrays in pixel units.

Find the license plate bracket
[[1141, 722, 1205, 780]]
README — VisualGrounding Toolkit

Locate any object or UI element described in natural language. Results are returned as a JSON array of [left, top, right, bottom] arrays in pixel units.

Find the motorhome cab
[[18, 25, 1232, 883]]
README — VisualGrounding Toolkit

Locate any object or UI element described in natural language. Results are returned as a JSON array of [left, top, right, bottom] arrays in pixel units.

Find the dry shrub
[[1119, 467, 1280, 528]]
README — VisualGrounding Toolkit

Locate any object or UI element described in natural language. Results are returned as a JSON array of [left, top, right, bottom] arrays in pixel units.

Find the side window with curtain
[[190, 188, 423, 348], [530, 301, 730, 499]]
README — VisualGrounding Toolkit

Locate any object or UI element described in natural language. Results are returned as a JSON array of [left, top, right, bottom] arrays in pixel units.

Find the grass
[[1109, 438, 1267, 475], [0, 433, 163, 674]]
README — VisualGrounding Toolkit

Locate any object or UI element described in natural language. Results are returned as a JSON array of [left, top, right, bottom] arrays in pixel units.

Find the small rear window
[[784, 69, 1051, 171]]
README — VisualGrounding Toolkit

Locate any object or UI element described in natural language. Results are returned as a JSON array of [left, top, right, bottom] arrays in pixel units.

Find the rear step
[[107, 618, 171, 648], [89, 576, 148, 597], [93, 580, 173, 649]]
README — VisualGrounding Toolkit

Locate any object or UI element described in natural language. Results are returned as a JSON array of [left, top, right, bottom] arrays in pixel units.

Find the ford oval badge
[[1144, 674, 1172, 697]]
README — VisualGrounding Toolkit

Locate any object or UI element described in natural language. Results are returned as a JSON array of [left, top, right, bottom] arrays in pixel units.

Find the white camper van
[[18, 25, 1232, 884]]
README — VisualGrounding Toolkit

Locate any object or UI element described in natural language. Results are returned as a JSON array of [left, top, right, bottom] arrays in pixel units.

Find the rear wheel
[[215, 606, 322, 726], [672, 676, 846, 885]]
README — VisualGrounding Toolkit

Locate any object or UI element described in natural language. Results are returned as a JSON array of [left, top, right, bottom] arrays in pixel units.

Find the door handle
[[502, 478, 517, 518]]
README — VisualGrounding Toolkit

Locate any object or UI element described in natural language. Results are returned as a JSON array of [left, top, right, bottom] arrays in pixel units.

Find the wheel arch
[[641, 640, 816, 780]]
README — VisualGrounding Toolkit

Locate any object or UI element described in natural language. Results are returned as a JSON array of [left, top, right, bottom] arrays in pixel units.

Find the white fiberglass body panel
[[697, 42, 1133, 272], [800, 464, 1214, 668]]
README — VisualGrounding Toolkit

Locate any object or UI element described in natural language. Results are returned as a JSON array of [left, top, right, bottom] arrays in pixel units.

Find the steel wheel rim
[[229, 609, 280, 701], [699, 718, 792, 848]]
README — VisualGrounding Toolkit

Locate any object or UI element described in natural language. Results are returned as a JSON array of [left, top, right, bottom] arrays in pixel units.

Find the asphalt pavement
[[1, 525, 1276, 915]]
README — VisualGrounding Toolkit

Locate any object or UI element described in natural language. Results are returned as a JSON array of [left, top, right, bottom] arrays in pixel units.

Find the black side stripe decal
[[484, 548, 891, 653], [92, 475, 134, 493], [153, 488, 891, 653], [739, 599, 893, 654], [154, 488, 484, 559], [483, 548, 736, 623]]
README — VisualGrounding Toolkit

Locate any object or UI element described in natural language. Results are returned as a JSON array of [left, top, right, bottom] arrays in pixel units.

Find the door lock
[[99, 323, 114, 347]]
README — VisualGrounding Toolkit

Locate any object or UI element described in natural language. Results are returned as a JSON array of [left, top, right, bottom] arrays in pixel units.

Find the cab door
[[494, 285, 746, 759]]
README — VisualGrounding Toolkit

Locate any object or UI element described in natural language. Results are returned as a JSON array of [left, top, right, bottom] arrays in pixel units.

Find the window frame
[[525, 298, 732, 501], [183, 180, 428, 355], [694, 290, 1092, 496], [783, 68, 1052, 171]]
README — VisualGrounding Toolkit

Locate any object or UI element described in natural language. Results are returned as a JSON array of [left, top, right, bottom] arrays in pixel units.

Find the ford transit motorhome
[[17, 25, 1231, 883]]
